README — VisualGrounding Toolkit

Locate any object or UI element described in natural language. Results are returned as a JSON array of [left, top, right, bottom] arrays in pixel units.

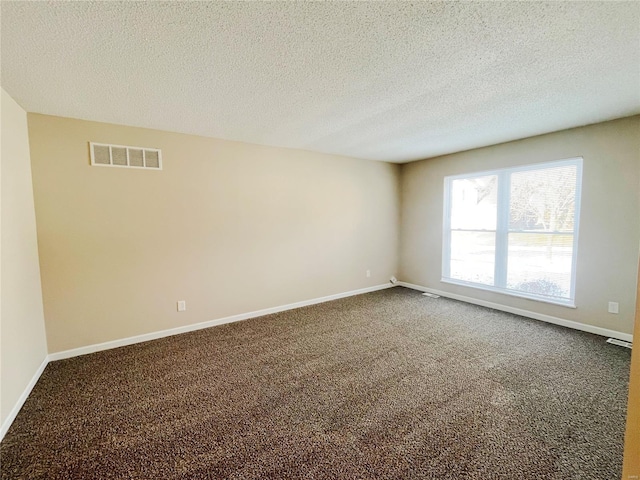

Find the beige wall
[[1, 89, 48, 427], [400, 116, 640, 335], [20, 112, 640, 351], [27, 114, 400, 354]]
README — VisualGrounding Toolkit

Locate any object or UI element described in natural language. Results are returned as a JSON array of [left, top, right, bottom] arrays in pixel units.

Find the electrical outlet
[[608, 302, 619, 314], [366, 269, 371, 278], [177, 300, 187, 312]]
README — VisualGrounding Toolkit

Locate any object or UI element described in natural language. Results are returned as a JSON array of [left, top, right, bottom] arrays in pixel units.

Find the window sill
[[440, 278, 577, 309]]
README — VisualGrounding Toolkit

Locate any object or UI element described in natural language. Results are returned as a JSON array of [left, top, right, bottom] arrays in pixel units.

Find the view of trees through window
[[443, 159, 582, 304]]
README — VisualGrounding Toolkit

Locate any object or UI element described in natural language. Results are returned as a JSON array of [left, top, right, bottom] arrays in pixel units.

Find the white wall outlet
[[608, 301, 619, 314], [390, 276, 397, 284], [177, 300, 187, 312], [366, 269, 371, 278]]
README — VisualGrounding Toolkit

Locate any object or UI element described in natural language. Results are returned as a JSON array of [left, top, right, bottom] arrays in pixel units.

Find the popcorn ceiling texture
[[1, 1, 639, 162]]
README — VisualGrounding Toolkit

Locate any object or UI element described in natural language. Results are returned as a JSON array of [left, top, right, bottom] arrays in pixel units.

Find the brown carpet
[[0, 287, 631, 479]]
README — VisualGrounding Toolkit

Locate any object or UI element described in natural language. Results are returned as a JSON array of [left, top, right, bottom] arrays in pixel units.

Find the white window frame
[[442, 157, 583, 308]]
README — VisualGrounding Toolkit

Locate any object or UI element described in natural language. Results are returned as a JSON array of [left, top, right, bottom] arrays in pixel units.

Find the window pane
[[509, 165, 577, 232], [451, 175, 498, 230], [450, 231, 495, 285], [506, 233, 573, 299]]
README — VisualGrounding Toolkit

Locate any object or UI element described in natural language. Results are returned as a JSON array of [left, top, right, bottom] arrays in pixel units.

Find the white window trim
[[442, 157, 583, 308]]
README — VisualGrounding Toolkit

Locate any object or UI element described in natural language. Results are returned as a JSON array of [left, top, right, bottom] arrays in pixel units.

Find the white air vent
[[606, 338, 632, 349], [422, 292, 440, 298], [90, 142, 162, 170]]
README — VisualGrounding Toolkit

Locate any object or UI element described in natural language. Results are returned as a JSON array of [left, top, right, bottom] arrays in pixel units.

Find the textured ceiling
[[2, 2, 639, 163]]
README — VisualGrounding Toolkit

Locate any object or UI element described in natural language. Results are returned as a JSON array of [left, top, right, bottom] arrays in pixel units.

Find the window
[[442, 158, 582, 306]]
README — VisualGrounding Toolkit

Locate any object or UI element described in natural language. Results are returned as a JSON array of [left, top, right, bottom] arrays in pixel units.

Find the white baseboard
[[4, 280, 627, 444], [2, 283, 394, 441], [48, 283, 394, 362], [397, 281, 633, 343], [0, 356, 48, 441]]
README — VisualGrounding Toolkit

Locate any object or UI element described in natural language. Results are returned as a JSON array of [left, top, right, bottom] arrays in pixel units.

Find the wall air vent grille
[[90, 142, 162, 170]]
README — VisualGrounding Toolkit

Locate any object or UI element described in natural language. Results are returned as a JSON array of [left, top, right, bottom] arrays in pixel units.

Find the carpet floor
[[0, 287, 631, 479]]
